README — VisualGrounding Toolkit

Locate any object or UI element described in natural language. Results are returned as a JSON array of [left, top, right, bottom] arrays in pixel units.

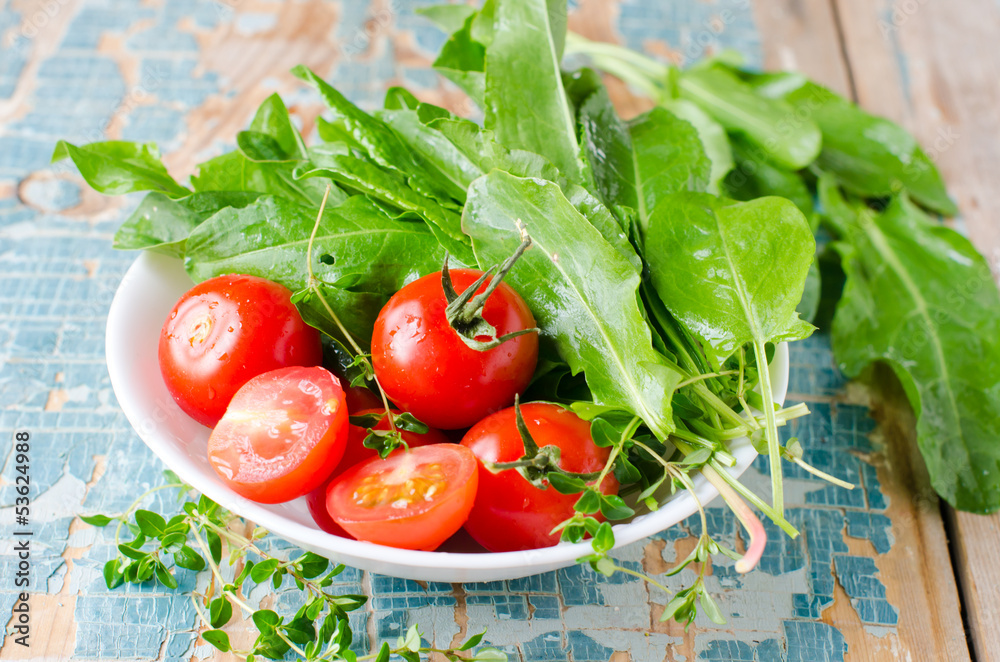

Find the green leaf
[[373, 641, 391, 662], [184, 195, 446, 342], [209, 597, 233, 629], [81, 514, 114, 527], [282, 616, 316, 645], [588, 418, 619, 448], [416, 4, 477, 34], [775, 79, 957, 216], [822, 178, 1000, 512], [376, 108, 482, 203], [51, 140, 190, 197], [698, 588, 727, 625], [548, 472, 587, 495], [484, 0, 582, 182], [463, 171, 683, 440], [598, 494, 635, 520], [252, 609, 281, 633], [432, 13, 486, 108], [103, 558, 124, 589], [663, 98, 733, 195], [645, 193, 815, 368], [295, 551, 330, 579], [292, 65, 455, 205], [250, 558, 281, 584], [249, 92, 308, 159], [430, 118, 560, 184], [118, 543, 147, 561], [203, 629, 231, 653], [206, 530, 223, 565], [154, 561, 178, 590], [471, 648, 508, 662], [626, 107, 712, 229], [592, 521, 615, 553], [460, 630, 487, 651], [574, 489, 601, 514], [299, 150, 472, 262], [645, 192, 815, 516], [723, 134, 814, 216], [191, 149, 334, 207], [134, 510, 166, 537], [160, 532, 186, 554], [677, 65, 821, 170], [173, 546, 206, 572], [401, 624, 422, 652]]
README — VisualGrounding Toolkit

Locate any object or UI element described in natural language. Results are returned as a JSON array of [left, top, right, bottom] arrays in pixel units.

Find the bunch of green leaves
[[568, 34, 1000, 514], [82, 471, 505, 662]]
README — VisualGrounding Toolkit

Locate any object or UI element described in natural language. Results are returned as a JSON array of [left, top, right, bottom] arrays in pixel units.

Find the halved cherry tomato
[[305, 409, 449, 536], [159, 274, 322, 427], [207, 366, 348, 504], [325, 444, 478, 550], [371, 269, 538, 429], [461, 402, 618, 552]]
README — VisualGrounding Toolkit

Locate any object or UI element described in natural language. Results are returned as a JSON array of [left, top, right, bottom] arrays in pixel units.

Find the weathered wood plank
[[751, 2, 973, 660], [835, 0, 1000, 274], [751, 0, 853, 98], [833, 1, 1000, 659]]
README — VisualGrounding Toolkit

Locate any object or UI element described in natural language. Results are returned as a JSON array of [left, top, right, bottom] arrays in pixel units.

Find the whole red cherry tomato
[[371, 269, 538, 429], [460, 402, 618, 552], [207, 366, 348, 504], [326, 444, 478, 550], [306, 409, 449, 536], [159, 274, 322, 426]]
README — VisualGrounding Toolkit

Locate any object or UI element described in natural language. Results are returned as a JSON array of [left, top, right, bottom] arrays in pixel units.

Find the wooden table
[[1, 0, 998, 660]]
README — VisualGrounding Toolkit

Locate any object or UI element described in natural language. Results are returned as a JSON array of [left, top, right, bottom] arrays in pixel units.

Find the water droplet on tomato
[[218, 352, 229, 361], [228, 326, 234, 333], [208, 387, 216, 400]]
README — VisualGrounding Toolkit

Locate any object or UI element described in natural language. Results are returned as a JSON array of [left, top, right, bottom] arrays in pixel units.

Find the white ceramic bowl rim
[[106, 251, 788, 582]]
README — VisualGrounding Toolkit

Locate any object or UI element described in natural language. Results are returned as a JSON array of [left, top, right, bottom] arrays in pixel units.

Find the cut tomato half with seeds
[[325, 443, 477, 550], [306, 408, 448, 537], [207, 366, 348, 504]]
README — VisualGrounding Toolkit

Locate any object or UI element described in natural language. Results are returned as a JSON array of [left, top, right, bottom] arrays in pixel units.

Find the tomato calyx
[[348, 411, 431, 458], [483, 397, 603, 489], [442, 229, 539, 351]]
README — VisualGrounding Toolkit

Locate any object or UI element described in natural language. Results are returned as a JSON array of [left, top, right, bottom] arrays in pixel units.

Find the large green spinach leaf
[[184, 195, 446, 342], [644, 192, 815, 515], [483, 0, 583, 182], [822, 178, 1000, 512], [678, 65, 821, 171], [756, 77, 957, 216], [463, 171, 682, 439], [114, 191, 260, 257], [52, 140, 190, 197]]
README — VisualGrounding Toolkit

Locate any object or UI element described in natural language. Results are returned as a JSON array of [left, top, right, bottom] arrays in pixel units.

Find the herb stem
[[611, 564, 673, 596], [753, 338, 784, 518], [306, 185, 398, 436]]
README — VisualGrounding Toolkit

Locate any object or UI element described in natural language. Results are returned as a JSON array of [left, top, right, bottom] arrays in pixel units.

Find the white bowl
[[106, 251, 788, 582]]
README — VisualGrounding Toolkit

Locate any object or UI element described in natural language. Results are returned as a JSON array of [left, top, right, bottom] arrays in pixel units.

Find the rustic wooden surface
[[753, 1, 1000, 659], [1, 0, 998, 660]]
